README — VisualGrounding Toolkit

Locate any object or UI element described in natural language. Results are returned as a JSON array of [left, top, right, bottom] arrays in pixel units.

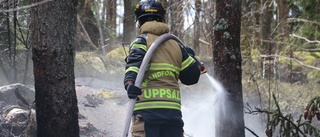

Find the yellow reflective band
[[134, 101, 181, 111], [129, 39, 138, 47], [145, 9, 158, 12], [148, 63, 180, 75], [181, 56, 195, 71], [131, 43, 147, 51], [125, 66, 139, 73]]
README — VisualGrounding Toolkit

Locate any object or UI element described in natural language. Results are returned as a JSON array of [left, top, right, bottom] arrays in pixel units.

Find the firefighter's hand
[[125, 84, 142, 99]]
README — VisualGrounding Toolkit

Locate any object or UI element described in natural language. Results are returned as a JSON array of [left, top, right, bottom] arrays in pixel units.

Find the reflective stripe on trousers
[[134, 101, 181, 111]]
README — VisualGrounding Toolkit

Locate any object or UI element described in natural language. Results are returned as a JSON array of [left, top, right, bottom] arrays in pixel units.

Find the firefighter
[[123, 0, 201, 136]]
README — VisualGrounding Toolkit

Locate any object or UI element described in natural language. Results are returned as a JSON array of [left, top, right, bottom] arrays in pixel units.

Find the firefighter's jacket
[[124, 21, 200, 124]]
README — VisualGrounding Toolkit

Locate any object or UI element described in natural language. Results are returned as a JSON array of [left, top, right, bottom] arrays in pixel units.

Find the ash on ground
[[0, 77, 129, 137]]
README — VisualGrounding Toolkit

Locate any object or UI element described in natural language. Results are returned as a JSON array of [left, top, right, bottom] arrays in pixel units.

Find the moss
[[276, 51, 320, 68], [74, 47, 128, 78], [75, 52, 105, 71], [74, 51, 106, 78], [223, 32, 231, 40], [97, 88, 115, 99], [243, 77, 320, 114], [293, 51, 320, 66], [307, 70, 320, 82], [213, 18, 229, 31], [107, 46, 128, 61], [16, 45, 27, 50], [250, 48, 261, 62]]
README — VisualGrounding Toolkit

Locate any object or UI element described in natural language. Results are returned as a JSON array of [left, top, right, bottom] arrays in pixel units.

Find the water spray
[[182, 73, 228, 137]]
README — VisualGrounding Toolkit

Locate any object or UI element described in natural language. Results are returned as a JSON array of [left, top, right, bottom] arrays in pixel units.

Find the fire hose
[[122, 33, 206, 137]]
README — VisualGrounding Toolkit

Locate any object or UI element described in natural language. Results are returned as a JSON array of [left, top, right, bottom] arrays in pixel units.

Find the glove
[[125, 84, 142, 99]]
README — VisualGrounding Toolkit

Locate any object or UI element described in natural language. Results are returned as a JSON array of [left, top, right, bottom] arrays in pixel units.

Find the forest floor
[[0, 75, 267, 137], [75, 77, 128, 137]]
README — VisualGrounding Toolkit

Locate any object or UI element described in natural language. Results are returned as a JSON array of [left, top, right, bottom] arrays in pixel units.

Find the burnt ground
[[0, 77, 129, 137], [0, 76, 266, 137]]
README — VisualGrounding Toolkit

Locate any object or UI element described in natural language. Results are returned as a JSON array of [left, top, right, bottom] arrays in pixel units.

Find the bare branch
[[0, 0, 53, 13], [245, 105, 306, 136], [287, 18, 320, 26], [245, 126, 259, 137], [301, 48, 320, 52], [199, 39, 210, 45], [260, 54, 320, 71], [77, 14, 98, 50], [261, 39, 288, 45], [291, 33, 320, 45], [260, 39, 320, 52]]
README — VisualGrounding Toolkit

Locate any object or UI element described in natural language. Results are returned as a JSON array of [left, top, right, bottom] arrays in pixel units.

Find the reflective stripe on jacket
[[124, 21, 200, 111]]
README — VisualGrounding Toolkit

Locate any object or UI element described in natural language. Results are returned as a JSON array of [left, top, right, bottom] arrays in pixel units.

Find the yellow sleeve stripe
[[125, 66, 140, 73], [181, 56, 195, 71], [131, 43, 147, 51]]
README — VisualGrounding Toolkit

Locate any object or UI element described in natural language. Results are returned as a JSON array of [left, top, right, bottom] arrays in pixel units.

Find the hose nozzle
[[199, 61, 207, 74], [194, 58, 207, 74]]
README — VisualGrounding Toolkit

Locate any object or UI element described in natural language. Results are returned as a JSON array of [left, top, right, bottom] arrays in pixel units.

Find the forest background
[[0, 0, 320, 136]]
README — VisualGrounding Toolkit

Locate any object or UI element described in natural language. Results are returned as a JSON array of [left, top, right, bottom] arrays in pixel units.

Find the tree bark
[[260, 0, 274, 79], [168, 0, 184, 39], [260, 0, 273, 54], [204, 0, 214, 58], [253, 0, 261, 49], [277, 0, 291, 82], [161, 0, 168, 22], [107, 0, 117, 29], [30, 0, 80, 136], [122, 0, 136, 45], [105, 0, 117, 48], [277, 0, 289, 37], [212, 0, 245, 137], [193, 0, 201, 55], [102, 0, 107, 21]]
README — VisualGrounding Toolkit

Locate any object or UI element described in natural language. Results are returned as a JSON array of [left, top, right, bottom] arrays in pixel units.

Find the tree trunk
[[203, 0, 214, 58], [102, 0, 107, 21], [5, 0, 13, 83], [161, 0, 168, 22], [122, 0, 136, 45], [168, 0, 184, 39], [13, 0, 17, 83], [105, 0, 117, 49], [30, 0, 80, 136], [260, 0, 273, 53], [212, 0, 245, 137], [193, 0, 201, 55], [253, 0, 261, 49], [260, 0, 274, 79], [107, 0, 117, 29], [277, 0, 289, 37]]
